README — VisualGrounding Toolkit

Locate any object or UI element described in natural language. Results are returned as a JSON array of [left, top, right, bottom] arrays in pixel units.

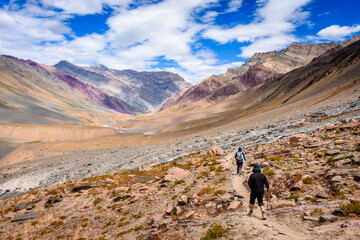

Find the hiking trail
[[222, 151, 308, 240]]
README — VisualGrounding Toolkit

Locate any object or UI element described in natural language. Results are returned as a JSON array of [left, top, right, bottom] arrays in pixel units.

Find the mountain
[[121, 38, 360, 134], [160, 36, 360, 112], [54, 61, 191, 113], [0, 55, 135, 127]]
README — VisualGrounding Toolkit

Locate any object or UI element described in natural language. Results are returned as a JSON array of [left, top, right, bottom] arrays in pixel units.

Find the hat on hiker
[[253, 163, 261, 173], [238, 147, 242, 152]]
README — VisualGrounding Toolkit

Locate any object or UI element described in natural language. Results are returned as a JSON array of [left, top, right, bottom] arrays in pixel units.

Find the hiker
[[235, 147, 246, 175], [248, 163, 269, 219]]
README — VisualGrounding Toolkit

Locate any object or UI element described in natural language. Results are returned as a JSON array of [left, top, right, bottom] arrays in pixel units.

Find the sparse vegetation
[[200, 224, 227, 240], [93, 198, 102, 205], [341, 201, 360, 215], [303, 177, 313, 184], [198, 187, 213, 196], [263, 167, 275, 176]]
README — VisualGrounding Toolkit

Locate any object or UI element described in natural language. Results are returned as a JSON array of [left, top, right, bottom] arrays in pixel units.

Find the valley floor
[[0, 118, 359, 239]]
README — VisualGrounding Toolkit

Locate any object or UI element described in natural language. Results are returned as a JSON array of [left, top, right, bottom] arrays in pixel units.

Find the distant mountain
[[54, 61, 191, 113], [160, 35, 360, 112], [0, 55, 136, 125]]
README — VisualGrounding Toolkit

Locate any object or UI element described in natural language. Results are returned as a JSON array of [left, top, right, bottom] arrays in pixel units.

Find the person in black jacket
[[248, 163, 269, 219]]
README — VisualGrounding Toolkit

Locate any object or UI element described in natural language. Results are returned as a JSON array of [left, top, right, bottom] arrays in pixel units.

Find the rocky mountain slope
[[54, 60, 191, 113], [0, 55, 136, 125], [160, 35, 360, 112], [0, 119, 359, 239]]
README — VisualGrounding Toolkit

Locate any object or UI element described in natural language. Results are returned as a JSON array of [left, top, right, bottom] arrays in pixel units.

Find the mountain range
[[160, 35, 360, 112]]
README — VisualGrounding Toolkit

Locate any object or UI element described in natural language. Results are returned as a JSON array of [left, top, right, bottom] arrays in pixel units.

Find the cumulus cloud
[[203, 0, 312, 57], [317, 24, 360, 41]]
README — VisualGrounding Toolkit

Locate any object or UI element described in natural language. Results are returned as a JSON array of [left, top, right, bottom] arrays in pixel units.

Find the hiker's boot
[[262, 211, 267, 220], [248, 211, 253, 217]]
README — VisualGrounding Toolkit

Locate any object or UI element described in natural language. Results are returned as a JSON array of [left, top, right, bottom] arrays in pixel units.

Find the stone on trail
[[164, 167, 190, 182], [314, 220, 360, 233], [11, 211, 42, 222], [319, 214, 337, 222], [228, 200, 241, 210], [207, 146, 225, 156]]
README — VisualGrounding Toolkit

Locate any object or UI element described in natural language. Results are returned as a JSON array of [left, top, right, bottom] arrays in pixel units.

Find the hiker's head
[[238, 147, 242, 152], [253, 163, 261, 173]]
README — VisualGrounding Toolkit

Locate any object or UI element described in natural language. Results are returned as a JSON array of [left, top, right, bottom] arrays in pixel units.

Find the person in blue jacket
[[235, 147, 246, 175]]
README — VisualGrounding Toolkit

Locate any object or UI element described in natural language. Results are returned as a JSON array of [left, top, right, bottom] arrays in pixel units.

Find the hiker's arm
[[242, 152, 246, 161], [248, 175, 253, 189]]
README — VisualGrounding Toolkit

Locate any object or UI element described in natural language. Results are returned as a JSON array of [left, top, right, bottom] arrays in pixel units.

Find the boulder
[[151, 213, 164, 226], [314, 220, 360, 233], [319, 214, 337, 222], [67, 182, 103, 192], [290, 180, 303, 191], [11, 211, 42, 222], [207, 146, 225, 156], [303, 216, 320, 222], [333, 152, 353, 161], [14, 201, 30, 212], [164, 167, 190, 182], [165, 204, 175, 215], [289, 134, 307, 146], [326, 150, 341, 156], [178, 195, 188, 206], [316, 193, 329, 199], [45, 197, 63, 207], [176, 206, 183, 215]]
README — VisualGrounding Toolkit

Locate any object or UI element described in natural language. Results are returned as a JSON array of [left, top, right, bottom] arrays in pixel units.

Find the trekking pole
[[266, 190, 270, 211]]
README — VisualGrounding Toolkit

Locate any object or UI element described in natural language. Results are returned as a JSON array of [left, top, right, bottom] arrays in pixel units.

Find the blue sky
[[0, 0, 359, 84]]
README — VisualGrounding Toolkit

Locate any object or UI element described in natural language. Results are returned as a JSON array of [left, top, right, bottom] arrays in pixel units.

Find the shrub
[[341, 201, 360, 215], [31, 221, 39, 226], [117, 228, 133, 237], [333, 190, 346, 199], [213, 190, 226, 196], [288, 194, 300, 201], [263, 167, 275, 176], [198, 187, 213, 196], [134, 225, 144, 231], [93, 198, 102, 205], [200, 224, 227, 240], [303, 177, 313, 184]]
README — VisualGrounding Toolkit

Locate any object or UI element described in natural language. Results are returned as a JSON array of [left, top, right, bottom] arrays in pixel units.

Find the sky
[[0, 0, 359, 84]]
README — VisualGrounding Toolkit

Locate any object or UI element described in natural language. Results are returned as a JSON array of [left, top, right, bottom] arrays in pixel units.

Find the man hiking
[[248, 163, 270, 219], [235, 147, 246, 175]]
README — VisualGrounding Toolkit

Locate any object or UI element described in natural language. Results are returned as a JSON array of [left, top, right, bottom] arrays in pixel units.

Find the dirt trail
[[222, 151, 309, 240]]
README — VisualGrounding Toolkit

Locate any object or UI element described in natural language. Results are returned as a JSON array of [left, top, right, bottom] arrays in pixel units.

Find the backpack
[[235, 151, 245, 164]]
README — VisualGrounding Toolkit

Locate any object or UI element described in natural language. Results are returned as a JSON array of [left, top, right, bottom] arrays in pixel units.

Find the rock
[[113, 187, 129, 193], [133, 176, 154, 184], [334, 140, 346, 145], [334, 159, 352, 167], [45, 197, 63, 207], [165, 205, 175, 215], [314, 220, 360, 233], [176, 206, 183, 215], [356, 185, 360, 190], [228, 201, 241, 210], [316, 152, 324, 158], [11, 211, 42, 222], [315, 193, 329, 199], [290, 180, 303, 191], [272, 199, 296, 209], [319, 214, 337, 222], [207, 146, 225, 156], [164, 167, 190, 182], [289, 134, 307, 146], [14, 201, 30, 212], [178, 195, 188, 206], [330, 175, 343, 182], [303, 216, 320, 222], [184, 211, 194, 219], [326, 150, 341, 156], [249, 158, 265, 165], [67, 182, 102, 192], [151, 213, 164, 226], [333, 152, 353, 161]]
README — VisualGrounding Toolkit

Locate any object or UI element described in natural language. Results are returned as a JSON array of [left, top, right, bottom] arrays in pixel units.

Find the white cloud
[[227, 0, 243, 13], [203, 0, 312, 57], [317, 25, 360, 41]]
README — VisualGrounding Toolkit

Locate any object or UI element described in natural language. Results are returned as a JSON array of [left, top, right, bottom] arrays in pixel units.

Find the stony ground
[[0, 98, 359, 200], [0, 119, 359, 239]]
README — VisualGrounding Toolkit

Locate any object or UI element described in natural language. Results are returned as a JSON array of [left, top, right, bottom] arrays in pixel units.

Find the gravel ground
[[0, 98, 359, 200]]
